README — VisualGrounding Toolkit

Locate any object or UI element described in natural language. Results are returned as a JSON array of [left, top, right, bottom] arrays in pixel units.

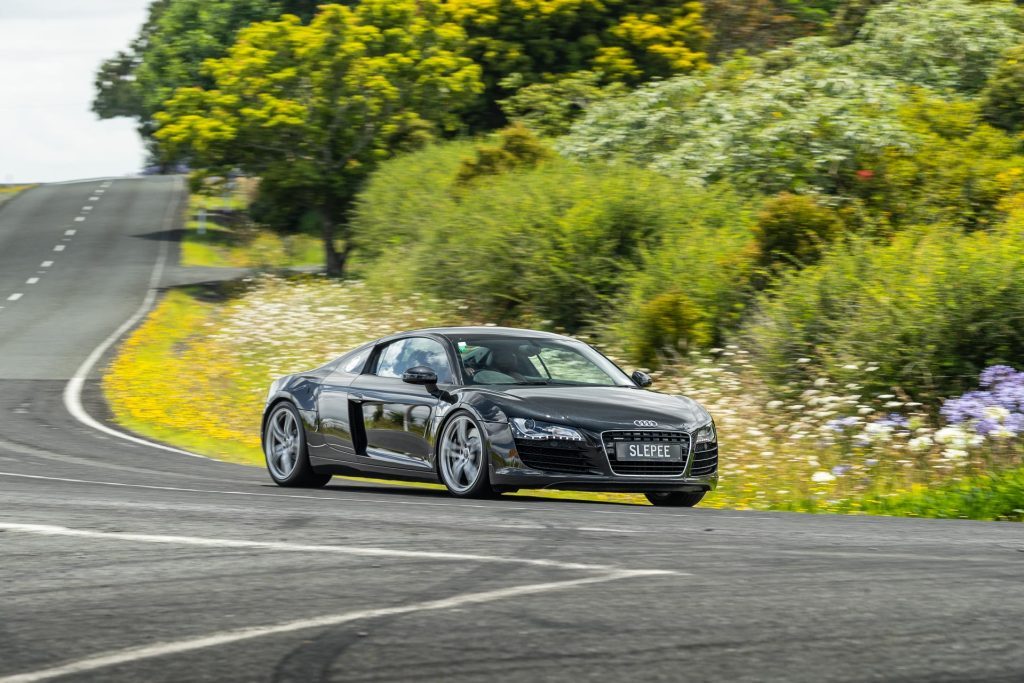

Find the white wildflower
[[908, 435, 933, 452], [983, 406, 1010, 423], [811, 471, 836, 483]]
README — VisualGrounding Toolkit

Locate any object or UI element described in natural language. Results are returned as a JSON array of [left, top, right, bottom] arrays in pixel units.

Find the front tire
[[645, 491, 706, 507], [264, 402, 331, 488], [438, 412, 494, 498]]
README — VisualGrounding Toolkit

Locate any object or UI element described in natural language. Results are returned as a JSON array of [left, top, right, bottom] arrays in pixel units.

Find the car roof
[[380, 326, 574, 343]]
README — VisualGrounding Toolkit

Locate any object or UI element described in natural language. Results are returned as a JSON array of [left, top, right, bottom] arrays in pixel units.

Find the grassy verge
[[0, 184, 34, 206], [104, 276, 1023, 516], [181, 184, 321, 269]]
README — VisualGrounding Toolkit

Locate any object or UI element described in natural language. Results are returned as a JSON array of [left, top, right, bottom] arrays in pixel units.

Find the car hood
[[466, 385, 710, 433]]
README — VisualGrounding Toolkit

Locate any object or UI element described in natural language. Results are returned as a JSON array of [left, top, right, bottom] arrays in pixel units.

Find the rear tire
[[645, 491, 706, 507], [264, 402, 332, 488]]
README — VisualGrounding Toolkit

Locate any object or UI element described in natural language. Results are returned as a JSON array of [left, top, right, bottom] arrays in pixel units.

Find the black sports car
[[262, 327, 718, 506]]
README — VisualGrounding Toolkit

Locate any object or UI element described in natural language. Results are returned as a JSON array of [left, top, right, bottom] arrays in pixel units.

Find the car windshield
[[455, 336, 633, 387]]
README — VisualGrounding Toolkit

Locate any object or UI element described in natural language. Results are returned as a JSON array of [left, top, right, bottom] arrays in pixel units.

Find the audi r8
[[262, 327, 718, 506]]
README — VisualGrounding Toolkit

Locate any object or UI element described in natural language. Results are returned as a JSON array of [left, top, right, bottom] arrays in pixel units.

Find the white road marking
[[40, 261, 53, 268], [53, 245, 65, 252], [88, 196, 99, 201], [82, 206, 92, 211], [0, 523, 665, 573], [64, 229, 76, 236], [7, 293, 23, 301], [73, 216, 85, 222], [95, 189, 105, 194], [576, 526, 648, 534], [61, 178, 209, 460], [0, 471, 691, 521], [0, 567, 660, 683], [25, 278, 39, 285]]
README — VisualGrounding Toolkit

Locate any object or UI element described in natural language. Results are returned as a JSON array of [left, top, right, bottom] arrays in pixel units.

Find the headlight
[[693, 422, 716, 444], [510, 418, 583, 441]]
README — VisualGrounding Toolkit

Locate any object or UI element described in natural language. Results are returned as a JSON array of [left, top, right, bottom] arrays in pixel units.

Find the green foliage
[[864, 467, 1024, 521], [445, 0, 709, 127], [855, 0, 1024, 94], [562, 0, 1024, 215], [981, 44, 1024, 133], [616, 183, 761, 362], [748, 225, 1024, 401], [455, 124, 552, 184], [754, 193, 844, 265], [704, 0, 842, 58], [857, 95, 1024, 231], [93, 0, 321, 145], [562, 43, 913, 194], [498, 71, 627, 136], [155, 2, 482, 275], [631, 293, 710, 369], [357, 146, 757, 333]]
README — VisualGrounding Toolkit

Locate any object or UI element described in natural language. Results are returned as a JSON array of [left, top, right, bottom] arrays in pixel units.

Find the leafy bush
[[981, 44, 1024, 133], [630, 292, 711, 369], [356, 143, 760, 335], [748, 225, 1024, 401], [561, 0, 1024, 197], [455, 124, 551, 184], [754, 192, 844, 265]]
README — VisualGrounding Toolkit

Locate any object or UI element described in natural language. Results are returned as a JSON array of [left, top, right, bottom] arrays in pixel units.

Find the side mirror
[[403, 365, 438, 385], [631, 370, 653, 388]]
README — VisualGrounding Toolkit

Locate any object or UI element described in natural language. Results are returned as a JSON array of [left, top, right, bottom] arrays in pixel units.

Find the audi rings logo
[[633, 419, 659, 428]]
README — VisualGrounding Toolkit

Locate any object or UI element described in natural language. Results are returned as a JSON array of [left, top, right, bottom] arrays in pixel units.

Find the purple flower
[[942, 365, 1024, 436]]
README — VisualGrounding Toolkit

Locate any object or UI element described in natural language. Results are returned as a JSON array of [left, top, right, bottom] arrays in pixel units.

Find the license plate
[[615, 442, 684, 462]]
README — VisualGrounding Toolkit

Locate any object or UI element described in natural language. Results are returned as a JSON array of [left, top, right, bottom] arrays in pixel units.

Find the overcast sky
[[0, 0, 151, 183]]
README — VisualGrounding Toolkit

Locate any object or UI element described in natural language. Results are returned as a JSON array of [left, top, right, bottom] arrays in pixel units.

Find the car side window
[[375, 337, 452, 383], [340, 348, 369, 374]]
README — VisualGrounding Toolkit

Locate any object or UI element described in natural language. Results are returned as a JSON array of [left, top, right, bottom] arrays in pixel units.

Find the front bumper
[[482, 421, 719, 493]]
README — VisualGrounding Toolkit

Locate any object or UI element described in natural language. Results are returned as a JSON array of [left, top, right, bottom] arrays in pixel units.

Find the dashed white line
[[0, 522, 666, 573], [82, 206, 92, 211], [64, 229, 76, 236], [53, 245, 65, 252], [73, 216, 85, 222], [40, 261, 53, 268], [88, 196, 99, 201], [7, 293, 23, 301], [25, 278, 39, 285]]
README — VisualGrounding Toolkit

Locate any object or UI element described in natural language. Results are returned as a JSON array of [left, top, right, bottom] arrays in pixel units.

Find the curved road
[[0, 178, 1022, 682]]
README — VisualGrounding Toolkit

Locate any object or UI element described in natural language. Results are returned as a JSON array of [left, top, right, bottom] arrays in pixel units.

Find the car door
[[348, 336, 454, 472], [316, 345, 373, 462]]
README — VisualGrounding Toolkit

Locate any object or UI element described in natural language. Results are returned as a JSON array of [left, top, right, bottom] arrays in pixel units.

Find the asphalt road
[[1, 178, 1023, 683]]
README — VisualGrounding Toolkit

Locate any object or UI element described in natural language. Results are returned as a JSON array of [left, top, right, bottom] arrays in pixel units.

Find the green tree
[[444, 0, 709, 127], [155, 2, 482, 276], [93, 0, 325, 156]]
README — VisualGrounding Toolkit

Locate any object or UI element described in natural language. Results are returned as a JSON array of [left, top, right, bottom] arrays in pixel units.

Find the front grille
[[690, 442, 718, 476], [602, 431, 690, 476], [514, 439, 596, 474]]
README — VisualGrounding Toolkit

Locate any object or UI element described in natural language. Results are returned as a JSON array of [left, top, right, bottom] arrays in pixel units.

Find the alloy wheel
[[440, 415, 484, 493]]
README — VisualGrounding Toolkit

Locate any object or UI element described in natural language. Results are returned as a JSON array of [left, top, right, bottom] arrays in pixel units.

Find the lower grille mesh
[[515, 440, 595, 474]]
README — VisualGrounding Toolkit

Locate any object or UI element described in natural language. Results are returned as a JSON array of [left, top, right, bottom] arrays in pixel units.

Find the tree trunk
[[320, 209, 344, 277]]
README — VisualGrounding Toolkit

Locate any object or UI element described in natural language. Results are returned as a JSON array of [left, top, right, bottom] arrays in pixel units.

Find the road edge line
[[60, 176, 210, 460]]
